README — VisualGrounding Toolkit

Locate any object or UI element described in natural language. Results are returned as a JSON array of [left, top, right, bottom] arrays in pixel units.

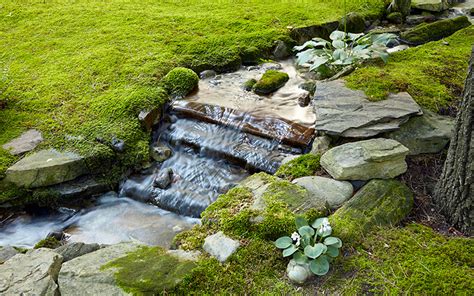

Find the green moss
[[243, 79, 257, 91], [253, 70, 289, 94], [315, 224, 474, 295], [401, 16, 471, 45], [34, 237, 61, 249], [346, 26, 474, 111], [340, 12, 366, 33], [276, 154, 321, 181], [160, 67, 199, 98], [386, 12, 403, 24], [102, 246, 196, 295]]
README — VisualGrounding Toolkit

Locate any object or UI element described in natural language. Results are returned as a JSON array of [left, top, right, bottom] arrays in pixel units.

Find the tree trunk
[[434, 47, 473, 236]]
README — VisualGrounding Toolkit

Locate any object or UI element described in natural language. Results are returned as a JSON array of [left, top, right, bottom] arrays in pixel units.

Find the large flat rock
[[412, 0, 449, 11], [5, 149, 88, 188], [172, 101, 315, 148], [313, 80, 422, 138], [0, 248, 63, 296], [2, 129, 43, 155], [292, 176, 353, 209], [321, 138, 409, 180]]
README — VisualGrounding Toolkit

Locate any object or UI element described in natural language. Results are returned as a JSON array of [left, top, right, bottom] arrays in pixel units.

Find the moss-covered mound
[[330, 179, 414, 243], [400, 16, 471, 45], [34, 237, 61, 249], [346, 26, 474, 111], [253, 70, 289, 94], [160, 67, 199, 98], [276, 154, 321, 180]]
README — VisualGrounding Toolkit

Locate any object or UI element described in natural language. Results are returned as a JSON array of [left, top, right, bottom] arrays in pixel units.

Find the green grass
[[346, 25, 474, 111], [0, 0, 385, 185]]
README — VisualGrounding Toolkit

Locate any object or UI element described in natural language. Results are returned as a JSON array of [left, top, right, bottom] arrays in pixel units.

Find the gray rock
[[286, 259, 312, 284], [153, 167, 173, 189], [310, 136, 331, 156], [150, 144, 172, 162], [199, 70, 217, 79], [54, 242, 100, 262], [273, 40, 291, 60], [58, 242, 140, 296], [261, 62, 282, 71], [313, 80, 422, 138], [167, 249, 201, 262], [387, 0, 412, 16], [412, 0, 449, 11], [0, 248, 63, 295], [405, 14, 436, 25], [5, 149, 88, 188], [138, 108, 161, 131], [292, 176, 353, 209], [321, 138, 409, 180], [386, 110, 454, 155], [203, 231, 240, 262], [0, 247, 19, 264], [45, 175, 112, 202], [2, 129, 43, 156], [296, 90, 311, 107]]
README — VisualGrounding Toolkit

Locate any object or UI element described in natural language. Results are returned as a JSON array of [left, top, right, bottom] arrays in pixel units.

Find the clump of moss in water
[[253, 70, 289, 94], [34, 237, 61, 249], [242, 78, 257, 91], [160, 67, 199, 98], [276, 154, 321, 180]]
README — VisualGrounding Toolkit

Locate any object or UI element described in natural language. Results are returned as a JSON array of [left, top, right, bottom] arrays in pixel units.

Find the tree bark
[[434, 47, 473, 236]]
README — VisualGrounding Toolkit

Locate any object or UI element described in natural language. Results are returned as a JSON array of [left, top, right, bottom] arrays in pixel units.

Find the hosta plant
[[294, 30, 397, 78], [275, 217, 342, 276]]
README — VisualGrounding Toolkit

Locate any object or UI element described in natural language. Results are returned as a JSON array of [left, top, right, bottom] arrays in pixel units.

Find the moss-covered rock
[[160, 67, 199, 98], [253, 70, 289, 95], [400, 16, 471, 45], [275, 154, 321, 181], [387, 12, 403, 24], [330, 179, 414, 243], [340, 12, 366, 33], [34, 237, 61, 249], [242, 78, 257, 91]]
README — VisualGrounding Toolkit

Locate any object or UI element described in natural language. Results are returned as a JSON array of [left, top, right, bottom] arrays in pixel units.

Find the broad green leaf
[[283, 245, 298, 257], [308, 56, 329, 71], [309, 255, 330, 276], [378, 51, 389, 63], [298, 225, 315, 237], [312, 217, 329, 229], [296, 48, 316, 65], [332, 40, 346, 49], [332, 48, 346, 60], [301, 234, 311, 248], [329, 30, 345, 41], [326, 246, 340, 258], [295, 216, 309, 229], [323, 237, 339, 246], [304, 243, 327, 259], [348, 32, 364, 41], [294, 40, 329, 51], [293, 251, 309, 264], [275, 236, 293, 249]]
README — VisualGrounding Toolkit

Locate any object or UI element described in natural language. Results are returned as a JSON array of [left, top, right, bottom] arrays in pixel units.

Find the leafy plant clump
[[160, 67, 199, 99], [276, 217, 342, 276], [276, 153, 321, 180], [295, 30, 396, 79]]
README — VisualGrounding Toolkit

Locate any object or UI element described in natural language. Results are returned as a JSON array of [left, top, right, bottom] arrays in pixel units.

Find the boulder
[[58, 242, 140, 295], [400, 16, 471, 45], [138, 108, 161, 131], [313, 80, 422, 138], [0, 248, 63, 295], [273, 40, 291, 60], [310, 136, 331, 156], [295, 90, 311, 107], [253, 70, 289, 95], [321, 139, 409, 180], [386, 110, 454, 155], [411, 0, 449, 11], [5, 149, 88, 188], [292, 176, 353, 209], [2, 129, 43, 155], [54, 242, 101, 262], [330, 179, 414, 242], [203, 231, 240, 262], [340, 12, 366, 33], [0, 247, 19, 264]]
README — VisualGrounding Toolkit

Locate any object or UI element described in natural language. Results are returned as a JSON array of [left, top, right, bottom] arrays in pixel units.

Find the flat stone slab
[[292, 176, 353, 209], [203, 231, 240, 263], [0, 248, 63, 296], [412, 0, 449, 12], [2, 129, 43, 155], [172, 101, 315, 148], [54, 242, 101, 262], [321, 138, 409, 180], [5, 149, 88, 188], [313, 80, 422, 138], [0, 247, 19, 264]]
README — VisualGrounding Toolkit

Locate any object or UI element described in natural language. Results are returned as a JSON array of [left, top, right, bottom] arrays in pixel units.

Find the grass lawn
[[0, 0, 385, 183]]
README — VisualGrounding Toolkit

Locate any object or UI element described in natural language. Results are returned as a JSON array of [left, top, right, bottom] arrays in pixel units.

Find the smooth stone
[[5, 149, 88, 188], [203, 231, 240, 263], [412, 0, 449, 11], [273, 40, 291, 59], [286, 259, 312, 284], [199, 70, 217, 79], [292, 176, 354, 209], [54, 242, 101, 262], [150, 143, 172, 162], [58, 242, 140, 296], [153, 168, 173, 189], [138, 108, 161, 131], [313, 80, 422, 138], [167, 249, 201, 262], [310, 136, 331, 155], [2, 129, 43, 156], [321, 138, 409, 181], [386, 110, 454, 155], [0, 248, 63, 295], [0, 247, 19, 264], [330, 179, 414, 242], [295, 90, 311, 107]]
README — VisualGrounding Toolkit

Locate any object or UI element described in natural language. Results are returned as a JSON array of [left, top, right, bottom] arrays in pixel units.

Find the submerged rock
[[292, 176, 353, 209], [330, 179, 414, 242], [150, 143, 172, 162], [320, 139, 409, 181], [386, 110, 454, 155], [153, 168, 173, 189], [203, 231, 240, 262], [0, 248, 63, 295], [5, 149, 88, 188], [313, 80, 422, 138], [2, 129, 43, 156], [296, 90, 311, 107], [411, 0, 449, 12], [242, 78, 257, 91], [253, 70, 289, 95], [273, 40, 291, 59], [400, 16, 471, 45]]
